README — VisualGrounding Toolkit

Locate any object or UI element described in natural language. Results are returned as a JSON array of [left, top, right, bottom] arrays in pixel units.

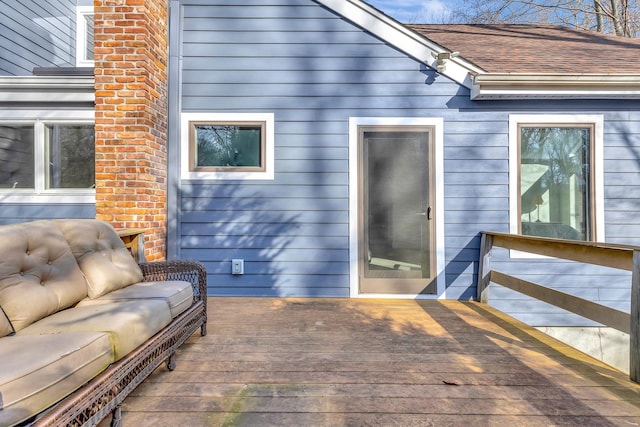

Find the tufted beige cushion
[[0, 221, 89, 331], [0, 332, 113, 427], [0, 305, 14, 337], [54, 219, 143, 299]]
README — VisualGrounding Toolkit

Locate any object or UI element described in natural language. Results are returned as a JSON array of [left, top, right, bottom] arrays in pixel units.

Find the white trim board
[[348, 117, 446, 299], [0, 76, 94, 103]]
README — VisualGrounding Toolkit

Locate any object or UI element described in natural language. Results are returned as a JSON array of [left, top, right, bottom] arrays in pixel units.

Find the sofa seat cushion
[[77, 280, 194, 318], [0, 332, 113, 427], [54, 220, 144, 299], [0, 220, 89, 331], [18, 300, 172, 360]]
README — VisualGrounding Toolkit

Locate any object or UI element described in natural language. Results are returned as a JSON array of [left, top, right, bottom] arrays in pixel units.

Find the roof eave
[[0, 75, 95, 103], [472, 73, 640, 100], [314, 0, 483, 88]]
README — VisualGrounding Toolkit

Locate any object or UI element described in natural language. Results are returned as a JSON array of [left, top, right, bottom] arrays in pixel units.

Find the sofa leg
[[166, 353, 176, 371], [111, 405, 122, 427], [201, 323, 207, 336]]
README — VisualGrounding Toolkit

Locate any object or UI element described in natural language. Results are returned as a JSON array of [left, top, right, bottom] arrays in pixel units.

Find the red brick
[[94, 0, 168, 260]]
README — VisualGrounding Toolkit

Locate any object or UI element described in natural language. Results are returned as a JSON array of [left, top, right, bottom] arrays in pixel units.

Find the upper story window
[[76, 6, 94, 67], [0, 111, 95, 203], [509, 115, 604, 246], [181, 113, 275, 180]]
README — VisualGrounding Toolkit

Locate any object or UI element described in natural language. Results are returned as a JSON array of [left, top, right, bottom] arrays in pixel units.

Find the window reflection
[[520, 126, 591, 240]]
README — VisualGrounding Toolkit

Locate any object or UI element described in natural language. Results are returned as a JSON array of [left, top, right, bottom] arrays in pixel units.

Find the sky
[[366, 0, 463, 23]]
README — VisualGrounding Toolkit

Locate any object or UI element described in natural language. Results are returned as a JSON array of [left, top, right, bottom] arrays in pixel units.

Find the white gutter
[[0, 76, 95, 103], [314, 0, 483, 88], [472, 74, 640, 99]]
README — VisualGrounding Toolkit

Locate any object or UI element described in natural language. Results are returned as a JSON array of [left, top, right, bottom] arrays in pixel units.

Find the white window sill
[[0, 192, 95, 204]]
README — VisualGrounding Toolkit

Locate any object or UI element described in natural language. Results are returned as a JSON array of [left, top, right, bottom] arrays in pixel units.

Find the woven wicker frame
[[30, 260, 208, 427]]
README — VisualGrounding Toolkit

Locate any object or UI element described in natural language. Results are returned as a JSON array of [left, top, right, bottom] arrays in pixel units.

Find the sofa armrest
[[138, 260, 207, 305]]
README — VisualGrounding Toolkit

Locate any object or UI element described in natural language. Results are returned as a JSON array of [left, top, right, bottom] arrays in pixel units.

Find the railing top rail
[[481, 231, 640, 271]]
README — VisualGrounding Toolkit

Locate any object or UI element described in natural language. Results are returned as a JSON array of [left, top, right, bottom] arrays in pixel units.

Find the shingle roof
[[406, 24, 640, 74]]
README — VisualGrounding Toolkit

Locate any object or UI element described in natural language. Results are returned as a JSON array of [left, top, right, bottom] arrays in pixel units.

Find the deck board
[[111, 298, 640, 426]]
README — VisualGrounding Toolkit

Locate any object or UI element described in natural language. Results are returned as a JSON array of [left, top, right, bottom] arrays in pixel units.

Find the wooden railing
[[478, 231, 640, 382]]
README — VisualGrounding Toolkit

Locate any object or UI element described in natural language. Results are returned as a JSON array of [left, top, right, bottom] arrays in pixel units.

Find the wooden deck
[[110, 298, 640, 426]]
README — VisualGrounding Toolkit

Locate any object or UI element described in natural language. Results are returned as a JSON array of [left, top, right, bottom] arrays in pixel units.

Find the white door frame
[[348, 117, 446, 299]]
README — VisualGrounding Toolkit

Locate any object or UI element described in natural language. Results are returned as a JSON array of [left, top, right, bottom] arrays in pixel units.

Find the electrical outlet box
[[231, 259, 244, 275]]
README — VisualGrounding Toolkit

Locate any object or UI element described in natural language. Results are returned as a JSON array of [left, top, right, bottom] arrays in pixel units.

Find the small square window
[[181, 113, 274, 180], [190, 122, 265, 172]]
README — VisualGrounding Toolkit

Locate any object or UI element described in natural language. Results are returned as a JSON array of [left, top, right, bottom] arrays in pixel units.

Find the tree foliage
[[450, 0, 639, 37]]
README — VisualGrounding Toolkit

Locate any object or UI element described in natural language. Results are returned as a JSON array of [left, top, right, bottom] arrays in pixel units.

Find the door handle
[[416, 207, 433, 220]]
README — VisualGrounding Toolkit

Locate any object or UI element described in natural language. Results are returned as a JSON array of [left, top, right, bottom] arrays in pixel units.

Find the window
[[0, 113, 95, 202], [509, 115, 604, 245], [76, 6, 94, 67], [45, 124, 95, 189], [190, 122, 264, 172], [0, 125, 34, 189], [181, 113, 274, 180]]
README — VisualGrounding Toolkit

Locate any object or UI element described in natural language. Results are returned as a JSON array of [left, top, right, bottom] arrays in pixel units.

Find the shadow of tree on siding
[[179, 182, 312, 296]]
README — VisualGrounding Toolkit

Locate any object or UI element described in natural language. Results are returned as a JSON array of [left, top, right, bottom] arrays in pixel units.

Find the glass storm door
[[359, 127, 436, 295]]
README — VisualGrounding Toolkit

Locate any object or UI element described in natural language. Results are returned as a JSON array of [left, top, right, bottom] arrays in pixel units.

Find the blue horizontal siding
[[182, 83, 459, 98], [183, 4, 331, 19], [182, 196, 348, 211], [183, 182, 349, 198], [182, 210, 347, 225], [0, 204, 95, 225], [181, 248, 348, 262], [209, 285, 350, 298], [182, 235, 348, 250], [175, 0, 640, 319], [182, 222, 349, 237], [0, 0, 76, 75]]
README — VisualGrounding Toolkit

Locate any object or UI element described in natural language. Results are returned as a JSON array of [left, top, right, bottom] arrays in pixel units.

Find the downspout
[[166, 0, 183, 260]]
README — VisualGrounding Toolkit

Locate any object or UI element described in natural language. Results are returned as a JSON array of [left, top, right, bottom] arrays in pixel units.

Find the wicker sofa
[[0, 219, 207, 427]]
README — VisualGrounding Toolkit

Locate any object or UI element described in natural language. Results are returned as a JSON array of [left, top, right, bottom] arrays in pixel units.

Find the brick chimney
[[93, 0, 169, 261]]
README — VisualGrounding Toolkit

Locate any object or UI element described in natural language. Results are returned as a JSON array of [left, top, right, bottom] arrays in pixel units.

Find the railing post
[[477, 233, 493, 303], [630, 250, 640, 383]]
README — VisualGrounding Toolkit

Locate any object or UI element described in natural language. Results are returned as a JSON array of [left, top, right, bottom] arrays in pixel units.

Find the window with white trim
[[181, 113, 274, 180], [76, 6, 94, 67], [509, 115, 604, 244], [0, 113, 95, 202]]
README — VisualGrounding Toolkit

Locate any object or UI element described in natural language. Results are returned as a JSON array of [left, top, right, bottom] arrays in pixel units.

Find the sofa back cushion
[[54, 220, 143, 299], [0, 306, 14, 337], [0, 221, 89, 331]]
